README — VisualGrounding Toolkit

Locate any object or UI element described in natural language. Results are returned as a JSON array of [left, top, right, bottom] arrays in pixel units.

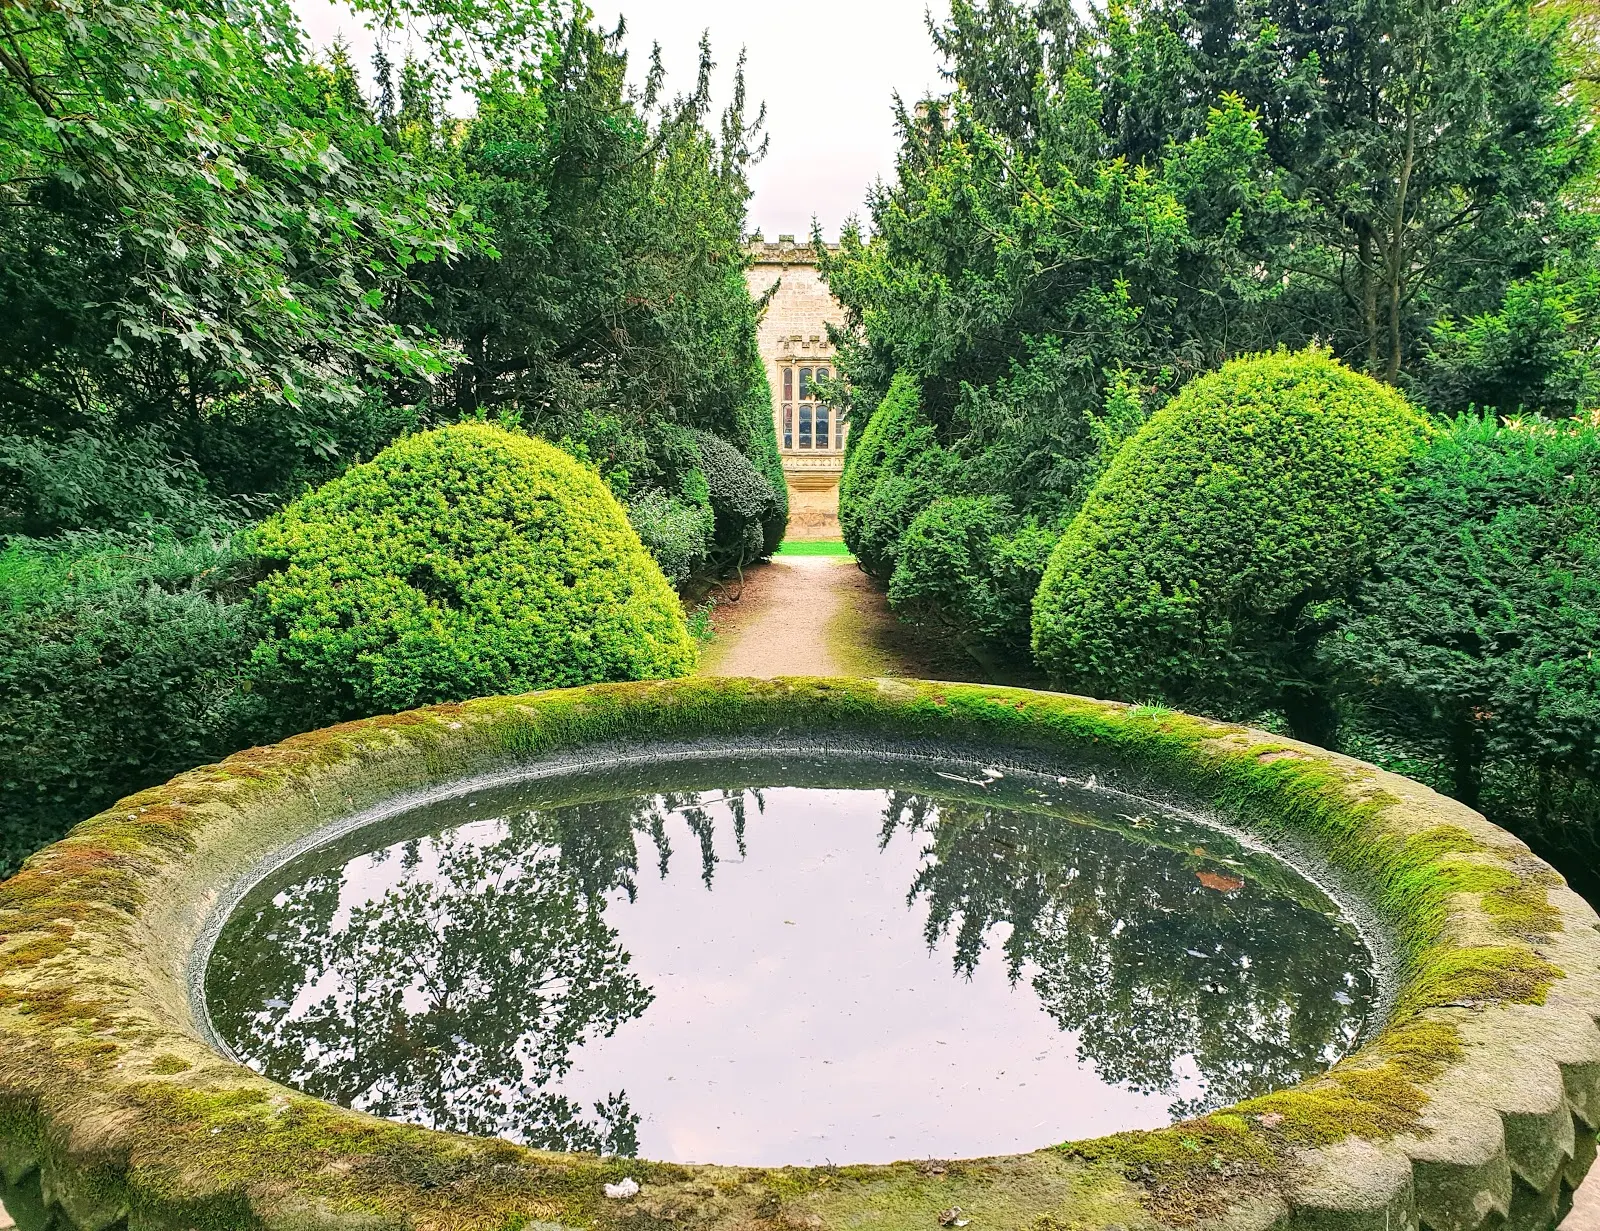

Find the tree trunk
[[1361, 226, 1380, 375], [1385, 12, 1427, 384]]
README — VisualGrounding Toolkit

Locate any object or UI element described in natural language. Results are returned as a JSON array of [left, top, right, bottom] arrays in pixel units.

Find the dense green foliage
[[0, 0, 781, 566], [822, 0, 1596, 658], [0, 0, 781, 871], [0, 535, 269, 874], [254, 424, 695, 719], [396, 18, 784, 570], [838, 374, 958, 578], [626, 485, 716, 589], [1323, 417, 1600, 878], [0, 0, 493, 534], [691, 431, 784, 568], [887, 497, 1056, 647], [1032, 352, 1433, 743]]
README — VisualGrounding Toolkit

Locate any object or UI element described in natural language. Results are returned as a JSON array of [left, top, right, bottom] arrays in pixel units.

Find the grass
[[775, 539, 852, 557], [686, 599, 717, 645]]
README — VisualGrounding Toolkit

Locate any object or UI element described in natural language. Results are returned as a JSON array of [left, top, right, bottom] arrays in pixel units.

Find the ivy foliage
[[1324, 416, 1600, 810], [1032, 351, 1433, 743], [253, 423, 696, 718]]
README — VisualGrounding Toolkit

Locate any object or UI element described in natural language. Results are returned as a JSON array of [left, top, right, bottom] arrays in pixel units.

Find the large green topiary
[[253, 423, 696, 718], [1031, 350, 1433, 743], [837, 372, 958, 578]]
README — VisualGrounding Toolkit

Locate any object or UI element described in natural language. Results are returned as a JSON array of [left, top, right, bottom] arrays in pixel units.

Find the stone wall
[[745, 239, 846, 540]]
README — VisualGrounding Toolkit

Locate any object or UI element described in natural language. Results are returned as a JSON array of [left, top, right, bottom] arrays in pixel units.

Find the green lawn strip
[[775, 539, 852, 557]]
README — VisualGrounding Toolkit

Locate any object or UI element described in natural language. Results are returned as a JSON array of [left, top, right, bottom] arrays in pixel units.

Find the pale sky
[[290, 0, 952, 239]]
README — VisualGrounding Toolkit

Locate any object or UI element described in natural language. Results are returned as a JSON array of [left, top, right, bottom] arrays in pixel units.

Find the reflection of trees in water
[[883, 792, 1371, 1118], [209, 788, 760, 1153]]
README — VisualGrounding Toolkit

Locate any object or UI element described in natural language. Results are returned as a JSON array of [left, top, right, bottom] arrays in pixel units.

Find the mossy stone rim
[[0, 677, 1595, 1231]]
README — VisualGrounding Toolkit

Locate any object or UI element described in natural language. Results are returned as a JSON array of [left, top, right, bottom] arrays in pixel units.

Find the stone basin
[[0, 677, 1595, 1231]]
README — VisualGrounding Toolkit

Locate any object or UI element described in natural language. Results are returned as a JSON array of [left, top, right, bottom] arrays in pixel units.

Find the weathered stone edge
[[0, 675, 1591, 1231]]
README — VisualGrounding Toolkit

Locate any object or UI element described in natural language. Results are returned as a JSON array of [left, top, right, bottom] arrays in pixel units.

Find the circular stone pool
[[0, 678, 1596, 1231], [201, 752, 1381, 1166]]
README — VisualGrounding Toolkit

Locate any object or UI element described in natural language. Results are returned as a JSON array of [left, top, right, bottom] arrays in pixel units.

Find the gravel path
[[696, 555, 989, 682], [1567, 1177, 1600, 1231], [698, 556, 855, 677]]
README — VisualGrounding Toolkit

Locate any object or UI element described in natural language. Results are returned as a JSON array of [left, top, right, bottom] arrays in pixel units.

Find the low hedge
[[888, 495, 1059, 646], [1032, 350, 1433, 743], [0, 534, 272, 876], [1324, 414, 1600, 862], [254, 423, 695, 718], [627, 483, 716, 587]]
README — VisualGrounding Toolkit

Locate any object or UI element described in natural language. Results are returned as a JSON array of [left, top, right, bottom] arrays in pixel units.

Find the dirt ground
[[1567, 1178, 1600, 1231], [694, 555, 1041, 686]]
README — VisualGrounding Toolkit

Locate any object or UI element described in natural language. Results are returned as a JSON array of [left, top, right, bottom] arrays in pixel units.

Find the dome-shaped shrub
[[692, 429, 782, 567], [1031, 350, 1433, 740], [838, 373, 957, 578], [253, 423, 696, 718]]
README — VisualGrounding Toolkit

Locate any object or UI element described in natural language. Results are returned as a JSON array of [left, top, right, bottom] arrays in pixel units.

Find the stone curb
[[0, 677, 1592, 1231]]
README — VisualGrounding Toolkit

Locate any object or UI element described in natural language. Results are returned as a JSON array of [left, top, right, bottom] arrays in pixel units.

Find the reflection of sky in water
[[551, 788, 1196, 1164], [209, 764, 1376, 1168]]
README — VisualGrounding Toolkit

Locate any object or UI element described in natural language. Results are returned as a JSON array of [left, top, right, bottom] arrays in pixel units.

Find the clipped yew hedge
[[1031, 350, 1433, 736], [253, 423, 695, 718], [838, 372, 958, 578], [692, 429, 784, 567]]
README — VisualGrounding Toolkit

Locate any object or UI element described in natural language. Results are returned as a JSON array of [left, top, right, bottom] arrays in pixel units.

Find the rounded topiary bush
[[888, 496, 1058, 646], [692, 429, 782, 566], [838, 372, 957, 579], [254, 423, 696, 718], [1031, 350, 1433, 741]]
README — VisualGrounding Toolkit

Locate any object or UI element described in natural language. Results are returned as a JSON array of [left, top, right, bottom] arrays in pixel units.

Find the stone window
[[780, 363, 838, 453], [782, 368, 794, 448]]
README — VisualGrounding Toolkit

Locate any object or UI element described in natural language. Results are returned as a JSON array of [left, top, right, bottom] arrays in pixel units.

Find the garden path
[[695, 554, 983, 682], [1568, 1177, 1600, 1231]]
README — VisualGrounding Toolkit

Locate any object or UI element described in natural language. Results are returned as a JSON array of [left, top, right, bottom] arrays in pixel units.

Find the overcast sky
[[290, 0, 952, 239]]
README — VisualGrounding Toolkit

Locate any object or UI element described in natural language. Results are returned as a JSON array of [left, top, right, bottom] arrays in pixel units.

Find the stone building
[[745, 237, 847, 539]]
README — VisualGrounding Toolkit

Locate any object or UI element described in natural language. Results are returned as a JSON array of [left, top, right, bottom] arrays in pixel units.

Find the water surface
[[206, 753, 1377, 1165]]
